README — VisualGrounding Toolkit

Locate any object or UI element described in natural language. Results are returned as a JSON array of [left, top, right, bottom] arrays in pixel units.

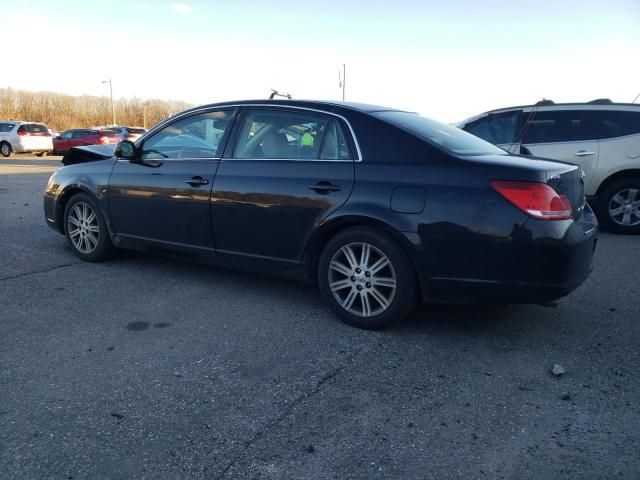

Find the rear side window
[[233, 109, 331, 160], [465, 112, 521, 145], [72, 131, 89, 138], [522, 110, 584, 144], [583, 110, 640, 139], [376, 111, 505, 156], [0, 123, 15, 132], [320, 120, 350, 160]]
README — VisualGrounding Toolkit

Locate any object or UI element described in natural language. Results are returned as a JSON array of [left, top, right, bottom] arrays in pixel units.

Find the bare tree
[[0, 88, 191, 131]]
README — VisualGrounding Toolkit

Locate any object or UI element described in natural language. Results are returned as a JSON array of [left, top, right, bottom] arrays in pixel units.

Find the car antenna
[[269, 89, 293, 100], [509, 98, 545, 154], [632, 92, 640, 103]]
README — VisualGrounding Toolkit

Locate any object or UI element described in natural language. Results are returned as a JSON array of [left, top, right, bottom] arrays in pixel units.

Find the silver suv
[[0, 121, 53, 157], [458, 100, 640, 234]]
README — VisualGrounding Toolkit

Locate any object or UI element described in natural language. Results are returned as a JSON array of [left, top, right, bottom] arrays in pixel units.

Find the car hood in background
[[61, 144, 116, 166]]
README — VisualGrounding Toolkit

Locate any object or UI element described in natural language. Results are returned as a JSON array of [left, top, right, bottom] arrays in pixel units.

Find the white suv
[[458, 100, 640, 234], [0, 121, 53, 158]]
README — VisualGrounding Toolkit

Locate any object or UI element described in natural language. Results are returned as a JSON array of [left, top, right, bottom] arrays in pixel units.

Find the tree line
[[0, 87, 192, 131]]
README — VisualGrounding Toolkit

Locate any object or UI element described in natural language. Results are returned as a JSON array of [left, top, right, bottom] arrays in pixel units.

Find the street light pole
[[102, 79, 116, 126], [338, 64, 346, 101]]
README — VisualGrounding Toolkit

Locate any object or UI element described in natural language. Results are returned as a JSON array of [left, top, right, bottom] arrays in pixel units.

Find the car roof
[[179, 99, 409, 115], [465, 100, 640, 120]]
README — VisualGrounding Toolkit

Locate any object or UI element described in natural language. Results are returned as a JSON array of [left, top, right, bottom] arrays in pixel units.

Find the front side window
[[376, 111, 505, 156], [142, 110, 234, 160], [522, 110, 584, 144], [233, 110, 330, 159], [465, 112, 520, 145]]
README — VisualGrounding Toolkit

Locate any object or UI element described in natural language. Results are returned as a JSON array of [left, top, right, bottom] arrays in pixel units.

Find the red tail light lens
[[99, 136, 110, 144], [491, 180, 572, 220], [17, 130, 29, 136]]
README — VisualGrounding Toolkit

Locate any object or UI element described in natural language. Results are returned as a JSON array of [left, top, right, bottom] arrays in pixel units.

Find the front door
[[108, 108, 235, 249], [211, 107, 355, 266]]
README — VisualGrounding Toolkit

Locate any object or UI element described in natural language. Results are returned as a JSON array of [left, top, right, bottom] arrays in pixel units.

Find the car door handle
[[575, 151, 595, 157], [309, 181, 341, 193], [185, 176, 209, 186]]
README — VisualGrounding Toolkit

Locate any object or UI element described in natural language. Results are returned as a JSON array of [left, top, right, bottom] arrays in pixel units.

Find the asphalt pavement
[[1, 155, 639, 480]]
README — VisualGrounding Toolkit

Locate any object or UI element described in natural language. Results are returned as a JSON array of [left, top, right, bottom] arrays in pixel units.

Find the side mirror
[[115, 140, 138, 160]]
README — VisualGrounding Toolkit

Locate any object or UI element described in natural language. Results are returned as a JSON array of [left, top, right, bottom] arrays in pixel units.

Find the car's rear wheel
[[0, 142, 12, 157], [64, 193, 114, 261], [597, 177, 640, 234], [318, 227, 417, 329], [36, 152, 46, 157]]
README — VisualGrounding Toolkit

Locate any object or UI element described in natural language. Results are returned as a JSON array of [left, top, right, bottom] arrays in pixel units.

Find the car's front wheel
[[318, 227, 417, 329], [597, 177, 640, 235], [0, 142, 12, 157], [64, 193, 114, 261]]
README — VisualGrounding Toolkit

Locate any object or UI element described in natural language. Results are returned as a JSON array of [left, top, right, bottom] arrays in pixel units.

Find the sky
[[2, 0, 640, 122]]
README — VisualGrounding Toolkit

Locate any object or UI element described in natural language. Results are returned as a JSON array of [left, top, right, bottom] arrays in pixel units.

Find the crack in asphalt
[[0, 262, 80, 282], [215, 350, 363, 479]]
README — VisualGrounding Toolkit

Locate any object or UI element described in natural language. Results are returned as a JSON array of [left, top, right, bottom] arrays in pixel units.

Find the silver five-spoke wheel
[[328, 242, 397, 317], [67, 202, 100, 254], [608, 188, 640, 227]]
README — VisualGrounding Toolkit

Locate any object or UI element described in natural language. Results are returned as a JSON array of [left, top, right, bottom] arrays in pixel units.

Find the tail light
[[491, 180, 572, 220], [17, 130, 29, 136], [99, 136, 110, 144]]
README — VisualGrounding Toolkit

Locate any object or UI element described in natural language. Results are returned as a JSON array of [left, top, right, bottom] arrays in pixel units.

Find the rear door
[[521, 109, 599, 187], [211, 107, 356, 267]]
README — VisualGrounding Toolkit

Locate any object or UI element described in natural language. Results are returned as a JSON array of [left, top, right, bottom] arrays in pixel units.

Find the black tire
[[0, 142, 12, 157], [35, 152, 46, 157], [318, 226, 417, 329], [596, 177, 640, 235], [63, 193, 114, 261]]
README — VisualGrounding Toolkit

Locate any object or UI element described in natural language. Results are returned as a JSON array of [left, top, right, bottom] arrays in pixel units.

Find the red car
[[52, 129, 121, 155]]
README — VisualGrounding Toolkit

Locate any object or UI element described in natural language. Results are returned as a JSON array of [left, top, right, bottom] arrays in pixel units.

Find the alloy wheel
[[608, 188, 640, 227], [67, 202, 100, 254], [328, 242, 397, 317]]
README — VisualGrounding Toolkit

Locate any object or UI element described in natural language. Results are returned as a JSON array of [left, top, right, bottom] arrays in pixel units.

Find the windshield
[[376, 111, 506, 156]]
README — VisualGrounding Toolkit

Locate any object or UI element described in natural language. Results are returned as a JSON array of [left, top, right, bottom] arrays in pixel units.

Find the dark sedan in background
[[43, 100, 597, 329]]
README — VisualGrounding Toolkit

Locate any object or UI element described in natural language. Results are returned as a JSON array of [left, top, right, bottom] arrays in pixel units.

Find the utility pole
[[338, 64, 346, 101], [102, 79, 116, 126]]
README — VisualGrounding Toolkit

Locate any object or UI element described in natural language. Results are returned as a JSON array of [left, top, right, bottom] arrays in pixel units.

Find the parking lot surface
[[1, 156, 639, 479]]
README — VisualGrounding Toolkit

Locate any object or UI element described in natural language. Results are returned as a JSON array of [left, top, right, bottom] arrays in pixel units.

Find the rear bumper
[[415, 207, 598, 304]]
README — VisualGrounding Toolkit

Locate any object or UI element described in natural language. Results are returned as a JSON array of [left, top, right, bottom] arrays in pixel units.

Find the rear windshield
[[25, 124, 49, 134], [375, 111, 506, 156]]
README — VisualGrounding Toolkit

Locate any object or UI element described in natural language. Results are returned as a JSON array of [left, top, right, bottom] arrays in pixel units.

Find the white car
[[0, 121, 53, 157], [457, 100, 640, 234]]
